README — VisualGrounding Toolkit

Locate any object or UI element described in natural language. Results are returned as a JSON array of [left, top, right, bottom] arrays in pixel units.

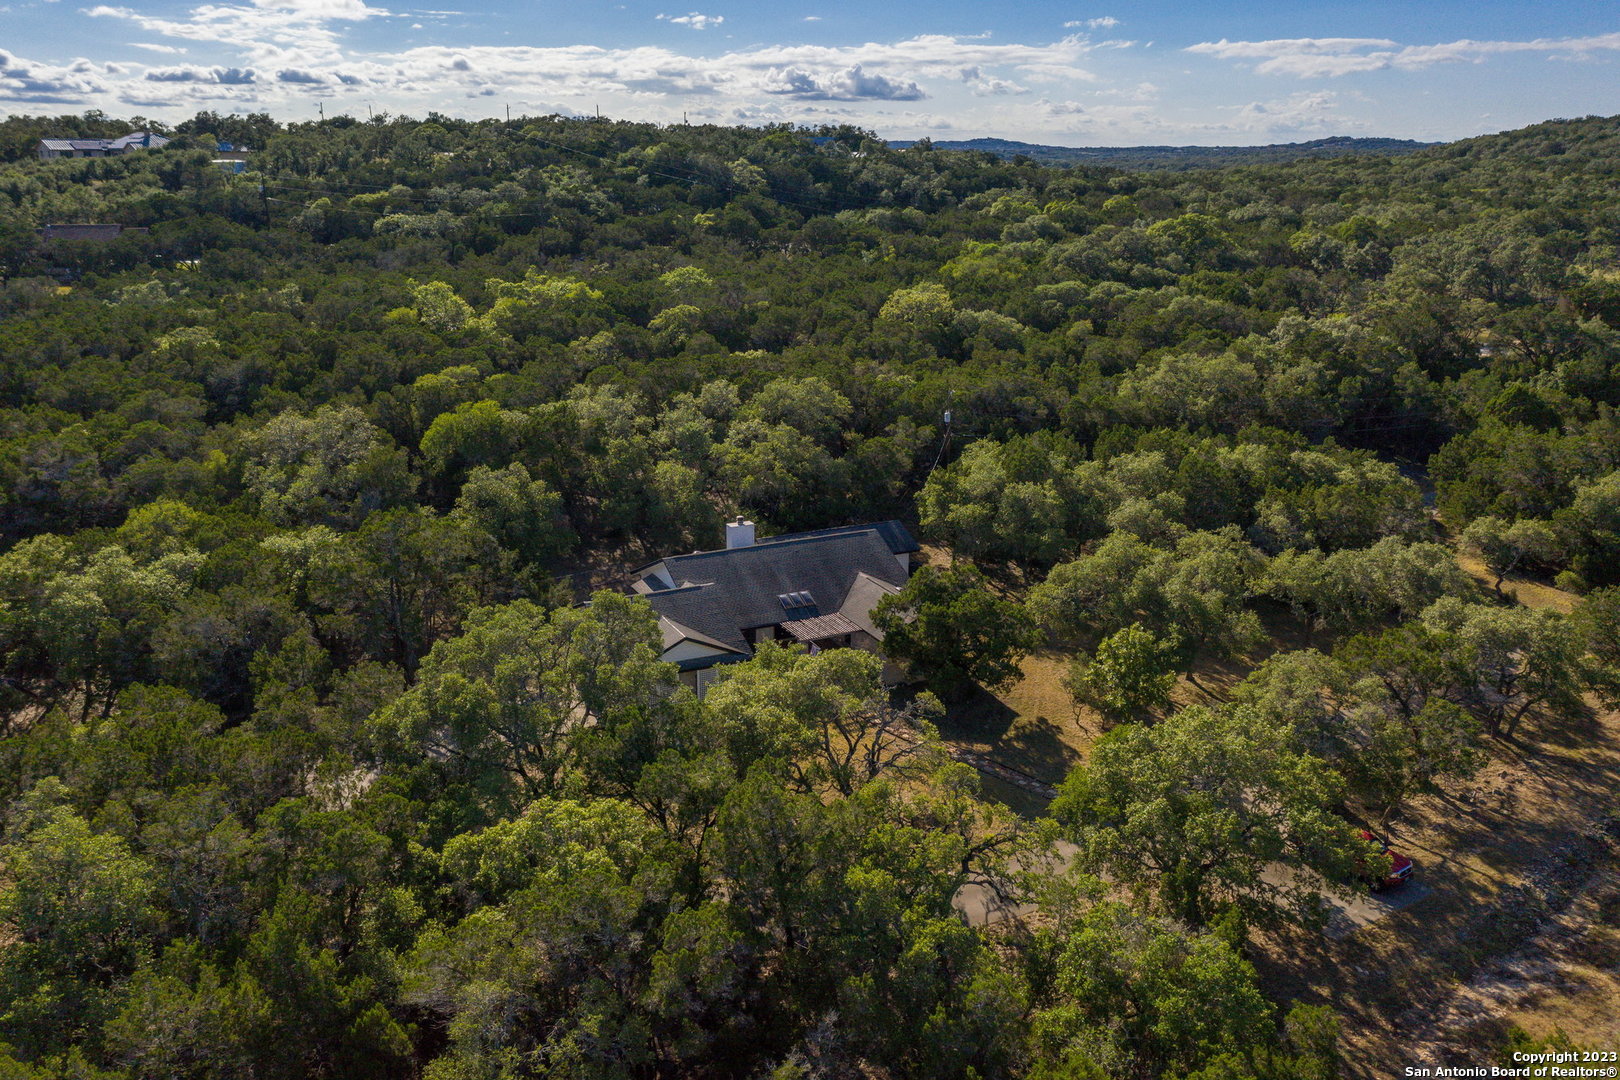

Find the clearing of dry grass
[[934, 650, 1093, 795], [1455, 553, 1580, 615], [938, 599, 1323, 798]]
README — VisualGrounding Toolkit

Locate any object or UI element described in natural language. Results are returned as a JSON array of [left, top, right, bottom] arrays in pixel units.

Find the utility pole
[[506, 103, 511, 122], [926, 398, 957, 481], [318, 102, 324, 121]]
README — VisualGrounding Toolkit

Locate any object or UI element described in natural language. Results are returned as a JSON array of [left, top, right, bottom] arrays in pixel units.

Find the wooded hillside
[[0, 109, 1616, 1079]]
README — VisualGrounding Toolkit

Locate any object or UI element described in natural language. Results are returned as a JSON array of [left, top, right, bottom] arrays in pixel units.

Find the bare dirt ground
[[1399, 862, 1620, 1063], [1243, 696, 1619, 1073]]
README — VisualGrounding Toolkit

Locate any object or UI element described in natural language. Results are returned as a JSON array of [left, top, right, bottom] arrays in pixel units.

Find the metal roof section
[[39, 133, 171, 155], [780, 612, 862, 642], [629, 519, 918, 581]]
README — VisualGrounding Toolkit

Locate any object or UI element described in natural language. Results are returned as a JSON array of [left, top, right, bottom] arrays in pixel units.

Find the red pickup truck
[[1359, 830, 1415, 891]]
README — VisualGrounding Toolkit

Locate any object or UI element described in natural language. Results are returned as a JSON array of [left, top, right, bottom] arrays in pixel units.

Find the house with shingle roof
[[630, 518, 919, 694], [40, 224, 147, 243]]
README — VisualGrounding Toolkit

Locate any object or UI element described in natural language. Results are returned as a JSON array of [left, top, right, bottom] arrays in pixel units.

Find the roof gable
[[838, 572, 903, 639]]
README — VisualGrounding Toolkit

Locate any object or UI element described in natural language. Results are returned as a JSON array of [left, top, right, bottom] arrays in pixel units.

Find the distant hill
[[884, 135, 1434, 170]]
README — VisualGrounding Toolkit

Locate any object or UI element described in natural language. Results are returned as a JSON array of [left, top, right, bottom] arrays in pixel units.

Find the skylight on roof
[[777, 590, 819, 619]]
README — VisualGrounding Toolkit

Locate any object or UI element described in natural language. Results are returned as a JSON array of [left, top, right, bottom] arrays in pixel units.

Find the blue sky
[[3, 0, 1617, 143]]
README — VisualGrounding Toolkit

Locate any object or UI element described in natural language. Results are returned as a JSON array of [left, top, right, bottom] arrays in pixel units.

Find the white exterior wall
[[848, 630, 904, 686], [677, 661, 732, 698], [662, 639, 740, 667]]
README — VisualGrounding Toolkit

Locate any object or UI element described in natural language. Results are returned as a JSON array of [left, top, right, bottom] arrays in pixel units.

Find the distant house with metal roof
[[37, 132, 171, 160], [212, 142, 252, 173], [630, 518, 919, 694]]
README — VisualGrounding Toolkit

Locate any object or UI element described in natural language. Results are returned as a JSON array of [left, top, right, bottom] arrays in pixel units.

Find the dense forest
[[0, 106, 1618, 1079], [884, 135, 1433, 170]]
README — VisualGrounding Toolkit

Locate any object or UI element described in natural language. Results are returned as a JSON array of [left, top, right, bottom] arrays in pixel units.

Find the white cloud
[[1015, 62, 1100, 83], [657, 12, 723, 30], [1037, 96, 1169, 138], [0, 16, 1202, 141], [82, 0, 1107, 109], [346, 33, 1102, 107], [1228, 90, 1346, 132], [1188, 31, 1620, 78], [0, 22, 1129, 132], [959, 65, 1025, 96], [1094, 79, 1157, 101], [763, 63, 923, 100], [130, 42, 188, 54], [0, 47, 115, 103], [88, 0, 390, 67], [146, 65, 257, 83], [802, 15, 819, 21], [740, 34, 1098, 74], [1064, 16, 1118, 30]]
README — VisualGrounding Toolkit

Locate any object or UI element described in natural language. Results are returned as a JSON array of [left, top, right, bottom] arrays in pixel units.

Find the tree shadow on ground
[[931, 683, 1084, 786]]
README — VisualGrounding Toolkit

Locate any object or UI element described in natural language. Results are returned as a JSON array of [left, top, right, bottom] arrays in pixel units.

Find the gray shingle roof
[[753, 519, 919, 556], [41, 224, 134, 242], [107, 133, 164, 150], [656, 614, 743, 655], [642, 527, 908, 654], [837, 572, 903, 640]]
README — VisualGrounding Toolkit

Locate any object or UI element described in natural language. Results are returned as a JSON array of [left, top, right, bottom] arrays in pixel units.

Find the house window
[[694, 666, 721, 697]]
